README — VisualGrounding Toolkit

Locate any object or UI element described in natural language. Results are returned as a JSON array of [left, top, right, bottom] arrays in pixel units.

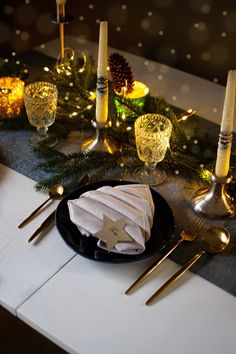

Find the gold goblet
[[134, 113, 172, 185], [23, 81, 58, 144]]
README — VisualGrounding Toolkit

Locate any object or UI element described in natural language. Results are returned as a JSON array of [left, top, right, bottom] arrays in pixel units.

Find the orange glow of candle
[[0, 77, 25, 118]]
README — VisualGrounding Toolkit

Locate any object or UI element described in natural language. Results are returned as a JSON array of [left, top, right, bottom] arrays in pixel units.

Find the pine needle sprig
[[34, 149, 123, 191], [33, 145, 65, 159], [116, 95, 146, 119]]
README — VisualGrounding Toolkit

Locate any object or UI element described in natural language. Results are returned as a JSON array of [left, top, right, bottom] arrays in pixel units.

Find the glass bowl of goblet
[[134, 113, 172, 185], [23, 81, 58, 144]]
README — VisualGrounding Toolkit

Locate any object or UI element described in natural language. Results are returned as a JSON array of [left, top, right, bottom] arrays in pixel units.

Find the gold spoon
[[18, 184, 64, 229], [145, 226, 230, 305]]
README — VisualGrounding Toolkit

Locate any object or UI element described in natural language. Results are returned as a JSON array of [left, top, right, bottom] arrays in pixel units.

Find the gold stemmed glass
[[134, 113, 172, 185], [23, 81, 58, 144]]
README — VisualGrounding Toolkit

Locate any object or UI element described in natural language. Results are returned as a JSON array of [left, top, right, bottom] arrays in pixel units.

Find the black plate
[[56, 180, 175, 263]]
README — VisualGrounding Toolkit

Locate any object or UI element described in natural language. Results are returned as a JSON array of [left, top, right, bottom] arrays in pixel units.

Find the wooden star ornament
[[93, 215, 132, 251]]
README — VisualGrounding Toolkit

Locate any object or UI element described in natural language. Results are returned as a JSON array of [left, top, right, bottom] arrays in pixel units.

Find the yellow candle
[[215, 69, 236, 177], [95, 21, 108, 125], [0, 77, 24, 118]]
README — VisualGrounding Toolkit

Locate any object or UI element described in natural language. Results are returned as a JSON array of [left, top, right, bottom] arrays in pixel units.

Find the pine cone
[[108, 53, 134, 94]]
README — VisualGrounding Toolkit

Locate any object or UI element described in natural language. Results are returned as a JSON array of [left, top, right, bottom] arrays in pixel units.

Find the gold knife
[[28, 210, 56, 243]]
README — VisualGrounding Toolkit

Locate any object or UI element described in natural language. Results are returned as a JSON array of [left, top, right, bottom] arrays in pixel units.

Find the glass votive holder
[[0, 77, 25, 118], [134, 113, 172, 185], [114, 80, 149, 123], [24, 81, 58, 144]]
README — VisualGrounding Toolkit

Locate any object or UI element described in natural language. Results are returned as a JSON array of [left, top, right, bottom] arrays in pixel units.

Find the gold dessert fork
[[125, 217, 205, 295]]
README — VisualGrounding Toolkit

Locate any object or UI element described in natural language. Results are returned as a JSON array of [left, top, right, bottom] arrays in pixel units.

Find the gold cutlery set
[[125, 222, 230, 305], [18, 174, 90, 243], [18, 184, 64, 229]]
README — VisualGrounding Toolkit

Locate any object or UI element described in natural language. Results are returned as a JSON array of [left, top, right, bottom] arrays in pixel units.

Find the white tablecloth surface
[[0, 163, 75, 314], [17, 253, 236, 354]]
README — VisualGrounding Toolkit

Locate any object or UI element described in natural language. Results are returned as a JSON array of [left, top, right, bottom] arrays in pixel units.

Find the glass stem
[[37, 126, 48, 137], [144, 162, 157, 174]]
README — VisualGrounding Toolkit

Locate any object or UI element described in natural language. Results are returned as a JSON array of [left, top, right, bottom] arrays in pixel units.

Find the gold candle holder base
[[80, 120, 118, 154], [191, 174, 235, 218]]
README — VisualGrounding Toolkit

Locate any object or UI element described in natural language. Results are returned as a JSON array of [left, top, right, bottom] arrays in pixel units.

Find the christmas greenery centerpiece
[[1, 52, 235, 195]]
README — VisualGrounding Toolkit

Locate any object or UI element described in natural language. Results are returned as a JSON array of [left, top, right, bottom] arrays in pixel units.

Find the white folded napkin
[[67, 184, 155, 255]]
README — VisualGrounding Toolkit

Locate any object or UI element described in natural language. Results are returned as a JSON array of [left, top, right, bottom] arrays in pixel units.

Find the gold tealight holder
[[114, 81, 149, 123], [0, 77, 25, 118]]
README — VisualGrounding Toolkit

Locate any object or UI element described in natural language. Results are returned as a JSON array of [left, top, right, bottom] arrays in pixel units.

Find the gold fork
[[125, 217, 205, 295]]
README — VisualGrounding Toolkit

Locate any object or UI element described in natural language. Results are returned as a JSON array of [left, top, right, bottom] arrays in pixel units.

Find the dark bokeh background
[[1, 0, 236, 85]]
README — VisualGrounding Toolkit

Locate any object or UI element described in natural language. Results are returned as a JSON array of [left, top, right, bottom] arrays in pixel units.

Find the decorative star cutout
[[93, 215, 132, 251]]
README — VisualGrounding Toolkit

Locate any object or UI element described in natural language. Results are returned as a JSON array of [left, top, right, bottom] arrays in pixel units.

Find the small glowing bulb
[[200, 169, 211, 180], [44, 66, 50, 72], [89, 91, 96, 100]]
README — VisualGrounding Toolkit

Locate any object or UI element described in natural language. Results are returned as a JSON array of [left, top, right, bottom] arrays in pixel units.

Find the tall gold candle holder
[[52, 0, 73, 59]]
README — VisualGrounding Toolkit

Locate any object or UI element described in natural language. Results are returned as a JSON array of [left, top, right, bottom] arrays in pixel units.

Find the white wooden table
[[0, 36, 235, 353], [0, 164, 75, 314]]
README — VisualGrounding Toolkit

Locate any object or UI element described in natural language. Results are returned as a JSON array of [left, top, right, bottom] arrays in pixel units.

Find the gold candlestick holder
[[80, 120, 118, 154], [191, 173, 235, 218], [52, 3, 73, 59]]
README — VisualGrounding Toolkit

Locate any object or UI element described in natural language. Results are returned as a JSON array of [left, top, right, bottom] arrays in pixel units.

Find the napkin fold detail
[[67, 184, 155, 254]]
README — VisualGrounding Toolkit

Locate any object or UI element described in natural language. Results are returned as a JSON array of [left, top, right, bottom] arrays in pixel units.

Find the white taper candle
[[215, 69, 236, 177], [95, 21, 108, 124]]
